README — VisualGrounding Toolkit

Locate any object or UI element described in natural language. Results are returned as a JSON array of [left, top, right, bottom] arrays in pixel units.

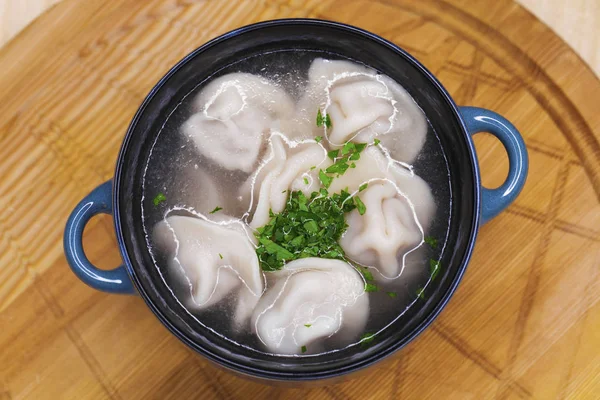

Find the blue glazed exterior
[[63, 180, 135, 294], [460, 106, 529, 224], [63, 19, 529, 382]]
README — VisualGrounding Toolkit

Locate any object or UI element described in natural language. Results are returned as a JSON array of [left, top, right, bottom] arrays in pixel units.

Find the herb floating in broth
[[153, 192, 166, 206], [365, 283, 378, 292], [301, 345, 307, 353], [254, 189, 359, 272], [360, 332, 376, 348], [304, 324, 312, 328], [416, 287, 426, 300], [316, 109, 332, 129], [430, 259, 441, 281], [209, 206, 223, 214], [387, 292, 397, 298], [424, 236, 438, 248]]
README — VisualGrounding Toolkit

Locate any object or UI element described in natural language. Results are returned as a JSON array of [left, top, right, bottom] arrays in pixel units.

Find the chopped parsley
[[359, 183, 368, 192], [219, 253, 223, 260], [373, 138, 381, 146], [310, 166, 316, 170], [209, 206, 223, 214], [318, 169, 333, 188], [304, 324, 312, 328], [360, 332, 376, 348], [430, 259, 441, 281], [315, 136, 323, 143], [359, 267, 374, 281], [416, 287, 425, 300], [301, 345, 307, 353], [355, 196, 367, 215], [365, 283, 378, 292], [153, 192, 166, 206], [424, 236, 438, 248], [254, 190, 358, 272], [303, 177, 309, 185], [320, 141, 369, 194], [316, 110, 332, 129], [387, 292, 397, 298]]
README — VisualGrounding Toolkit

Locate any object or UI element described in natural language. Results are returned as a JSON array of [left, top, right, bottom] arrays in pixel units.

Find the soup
[[142, 51, 451, 356]]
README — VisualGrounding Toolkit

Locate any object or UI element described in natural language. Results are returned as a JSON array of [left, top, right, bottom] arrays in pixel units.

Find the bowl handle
[[63, 180, 135, 294], [459, 106, 529, 224]]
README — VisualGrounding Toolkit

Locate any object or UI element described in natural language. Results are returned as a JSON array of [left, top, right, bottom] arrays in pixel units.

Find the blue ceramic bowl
[[64, 19, 528, 382]]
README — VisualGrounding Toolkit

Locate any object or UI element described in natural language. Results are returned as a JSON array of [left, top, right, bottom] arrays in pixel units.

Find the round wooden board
[[1, 0, 599, 399]]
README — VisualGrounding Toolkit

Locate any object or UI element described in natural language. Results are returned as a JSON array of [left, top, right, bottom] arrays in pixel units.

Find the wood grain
[[3, 0, 600, 78], [0, 0, 599, 399]]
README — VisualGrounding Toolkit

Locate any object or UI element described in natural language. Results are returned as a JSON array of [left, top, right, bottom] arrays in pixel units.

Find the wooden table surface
[[1, 0, 599, 76], [0, 0, 599, 399]]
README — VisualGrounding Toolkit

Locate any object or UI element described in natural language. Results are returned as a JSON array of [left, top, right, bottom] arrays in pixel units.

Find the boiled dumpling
[[252, 258, 368, 354], [242, 133, 331, 228], [153, 215, 264, 327], [297, 58, 428, 163], [182, 73, 295, 172], [340, 169, 436, 280], [172, 165, 236, 215]]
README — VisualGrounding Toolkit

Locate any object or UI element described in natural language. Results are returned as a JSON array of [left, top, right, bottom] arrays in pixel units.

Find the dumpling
[[296, 58, 428, 163], [252, 258, 369, 354], [182, 73, 295, 172], [171, 165, 234, 215], [242, 133, 331, 228], [340, 170, 436, 280], [153, 215, 264, 327]]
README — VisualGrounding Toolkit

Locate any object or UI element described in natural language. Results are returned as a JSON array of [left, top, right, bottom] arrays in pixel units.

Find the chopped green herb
[[318, 169, 333, 188], [387, 291, 397, 298], [254, 190, 357, 272], [316, 109, 324, 127], [304, 324, 312, 328], [349, 152, 361, 161], [315, 136, 323, 143], [416, 287, 425, 300], [365, 283, 378, 292], [316, 110, 332, 129], [360, 267, 374, 281], [354, 143, 367, 153], [153, 192, 166, 206], [326, 161, 350, 175], [209, 206, 223, 214], [310, 166, 316, 170], [219, 253, 223, 260], [320, 141, 369, 187], [424, 236, 438, 248], [282, 190, 287, 194], [303, 177, 309, 185], [373, 138, 381, 146], [430, 259, 441, 281], [301, 345, 307, 353], [359, 183, 368, 192], [360, 332, 376, 348], [341, 142, 355, 155], [355, 196, 367, 215]]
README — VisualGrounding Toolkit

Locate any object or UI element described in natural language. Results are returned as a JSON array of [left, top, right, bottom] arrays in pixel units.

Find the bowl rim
[[113, 18, 481, 381]]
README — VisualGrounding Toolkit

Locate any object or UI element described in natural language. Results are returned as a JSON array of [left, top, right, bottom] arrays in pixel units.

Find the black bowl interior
[[114, 19, 479, 380]]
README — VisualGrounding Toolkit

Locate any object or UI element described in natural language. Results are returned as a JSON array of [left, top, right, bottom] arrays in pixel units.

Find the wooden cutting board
[[1, 0, 599, 399]]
